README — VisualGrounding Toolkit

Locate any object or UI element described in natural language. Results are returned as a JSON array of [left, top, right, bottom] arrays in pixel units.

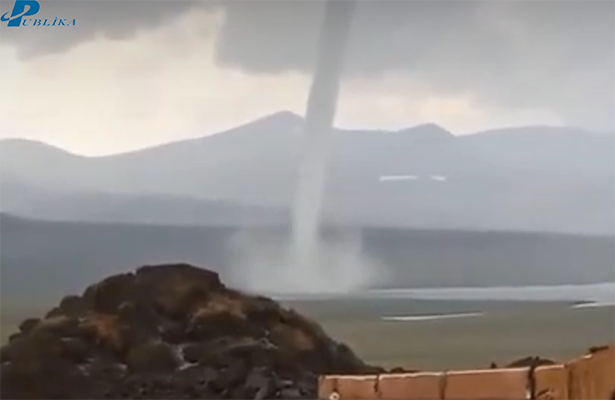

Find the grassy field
[[286, 298, 615, 370], [2, 298, 613, 371]]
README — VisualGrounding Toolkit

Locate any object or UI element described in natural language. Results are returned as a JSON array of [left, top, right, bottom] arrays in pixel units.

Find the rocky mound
[[1, 264, 379, 399]]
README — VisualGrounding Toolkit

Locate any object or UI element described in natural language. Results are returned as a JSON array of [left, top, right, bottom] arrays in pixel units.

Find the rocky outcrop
[[1, 263, 378, 399]]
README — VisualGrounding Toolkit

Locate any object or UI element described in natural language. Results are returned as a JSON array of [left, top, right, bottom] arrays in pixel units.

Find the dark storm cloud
[[217, 0, 615, 130], [0, 0, 206, 56], [1, 0, 613, 130]]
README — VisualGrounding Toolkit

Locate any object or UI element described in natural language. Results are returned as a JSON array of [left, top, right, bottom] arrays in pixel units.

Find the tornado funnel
[[289, 0, 357, 291]]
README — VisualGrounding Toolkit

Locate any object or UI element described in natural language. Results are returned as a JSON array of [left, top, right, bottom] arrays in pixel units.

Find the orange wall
[[318, 344, 614, 400]]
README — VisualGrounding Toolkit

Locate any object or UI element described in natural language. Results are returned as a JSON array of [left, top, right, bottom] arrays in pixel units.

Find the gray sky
[[1, 0, 613, 155]]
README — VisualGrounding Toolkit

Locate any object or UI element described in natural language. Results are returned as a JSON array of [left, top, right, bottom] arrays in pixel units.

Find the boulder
[[1, 263, 374, 399], [126, 342, 180, 373], [17, 318, 40, 335]]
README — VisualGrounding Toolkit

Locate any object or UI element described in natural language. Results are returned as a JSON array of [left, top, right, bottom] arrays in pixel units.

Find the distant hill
[[0, 213, 235, 306], [1, 213, 613, 307], [0, 181, 287, 227], [1, 112, 614, 234]]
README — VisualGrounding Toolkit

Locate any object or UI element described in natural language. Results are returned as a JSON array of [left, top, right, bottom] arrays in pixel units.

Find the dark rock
[[18, 318, 41, 334], [158, 319, 186, 343], [2, 333, 64, 362], [45, 307, 64, 318], [0, 348, 8, 364], [186, 310, 246, 341], [61, 337, 92, 364], [506, 356, 556, 368], [126, 342, 180, 374], [182, 343, 207, 364], [136, 264, 222, 291], [88, 358, 127, 381], [58, 295, 87, 318], [7, 332, 22, 342], [279, 387, 303, 399], [389, 366, 418, 373], [0, 263, 376, 399], [33, 315, 81, 337], [82, 273, 139, 314], [1, 357, 88, 399], [589, 345, 609, 354]]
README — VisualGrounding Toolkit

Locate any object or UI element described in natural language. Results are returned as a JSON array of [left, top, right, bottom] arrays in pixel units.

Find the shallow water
[[368, 282, 615, 304], [273, 282, 615, 304], [570, 301, 615, 309], [381, 312, 484, 322]]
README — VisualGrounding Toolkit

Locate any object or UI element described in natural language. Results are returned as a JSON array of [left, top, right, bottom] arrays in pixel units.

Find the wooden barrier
[[378, 372, 443, 399], [533, 364, 569, 400], [443, 368, 529, 400], [317, 344, 614, 400], [568, 345, 614, 400]]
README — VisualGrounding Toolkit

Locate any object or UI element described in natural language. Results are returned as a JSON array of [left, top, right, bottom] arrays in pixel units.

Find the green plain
[[2, 298, 613, 371]]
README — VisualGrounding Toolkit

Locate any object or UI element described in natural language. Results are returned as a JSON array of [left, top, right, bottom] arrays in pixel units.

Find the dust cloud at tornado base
[[226, 229, 383, 295]]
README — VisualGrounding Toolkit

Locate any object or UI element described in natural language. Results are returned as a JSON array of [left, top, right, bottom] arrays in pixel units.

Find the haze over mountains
[[1, 112, 614, 302], [2, 111, 614, 234]]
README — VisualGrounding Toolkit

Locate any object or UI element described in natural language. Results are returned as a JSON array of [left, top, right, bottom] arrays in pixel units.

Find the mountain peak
[[396, 123, 455, 142], [252, 111, 304, 130]]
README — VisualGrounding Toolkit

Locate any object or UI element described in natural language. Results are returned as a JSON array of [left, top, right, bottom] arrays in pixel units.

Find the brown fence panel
[[319, 369, 532, 400], [318, 373, 444, 400], [533, 364, 569, 400], [317, 375, 380, 399], [317, 343, 615, 400], [378, 372, 444, 400], [568, 345, 615, 400], [443, 368, 530, 400]]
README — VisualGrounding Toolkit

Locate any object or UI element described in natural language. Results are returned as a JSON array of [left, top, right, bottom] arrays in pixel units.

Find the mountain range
[[2, 111, 614, 234], [1, 112, 614, 304]]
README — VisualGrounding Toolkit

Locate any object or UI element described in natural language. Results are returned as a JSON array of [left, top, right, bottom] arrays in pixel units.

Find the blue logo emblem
[[1, 0, 39, 27], [1, 0, 75, 27]]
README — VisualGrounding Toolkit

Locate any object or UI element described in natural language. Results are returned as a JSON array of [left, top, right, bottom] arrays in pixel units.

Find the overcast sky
[[0, 0, 613, 156]]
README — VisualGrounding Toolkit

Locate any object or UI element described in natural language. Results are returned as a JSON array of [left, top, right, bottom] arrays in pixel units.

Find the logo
[[1, 0, 75, 27]]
